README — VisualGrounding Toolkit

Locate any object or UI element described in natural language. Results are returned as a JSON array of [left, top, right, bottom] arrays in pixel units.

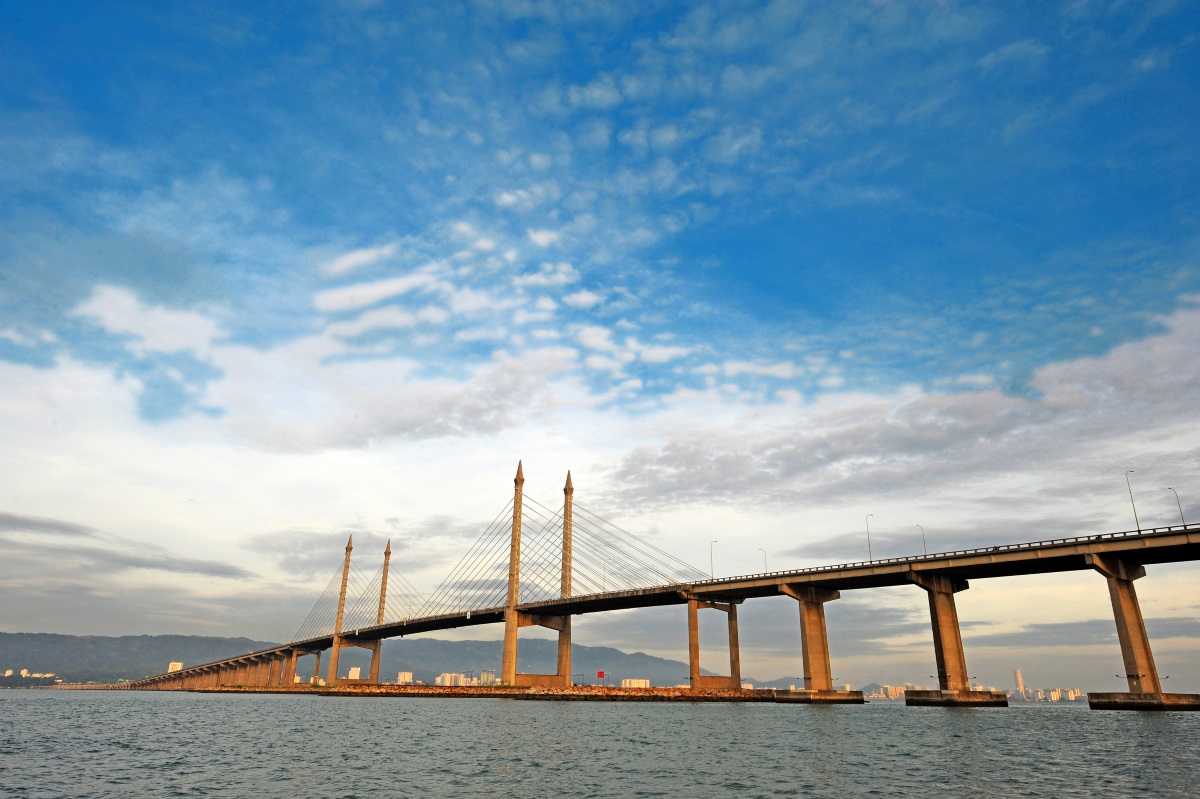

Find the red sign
[[597, 671, 605, 679]]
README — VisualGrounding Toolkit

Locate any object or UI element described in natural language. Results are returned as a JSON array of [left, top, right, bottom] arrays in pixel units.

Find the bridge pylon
[[502, 464, 576, 688], [325, 535, 353, 687]]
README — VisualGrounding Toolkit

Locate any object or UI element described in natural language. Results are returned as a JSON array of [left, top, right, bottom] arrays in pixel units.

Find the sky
[[2, 0, 1199, 692]]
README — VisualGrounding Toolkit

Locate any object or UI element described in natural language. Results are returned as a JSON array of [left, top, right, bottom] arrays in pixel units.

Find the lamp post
[[865, 514, 874, 563], [758, 548, 768, 572], [710, 540, 718, 579], [1168, 487, 1186, 525], [1126, 470, 1141, 533], [916, 524, 927, 556]]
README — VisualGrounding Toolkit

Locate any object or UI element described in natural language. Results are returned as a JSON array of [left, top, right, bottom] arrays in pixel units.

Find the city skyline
[[1, 3, 1198, 691]]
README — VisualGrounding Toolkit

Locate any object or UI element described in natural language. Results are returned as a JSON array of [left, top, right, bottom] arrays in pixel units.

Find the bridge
[[129, 463, 1200, 709]]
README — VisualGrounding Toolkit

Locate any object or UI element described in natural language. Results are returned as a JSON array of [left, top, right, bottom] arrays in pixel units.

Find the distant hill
[[0, 631, 773, 687], [0, 633, 279, 683]]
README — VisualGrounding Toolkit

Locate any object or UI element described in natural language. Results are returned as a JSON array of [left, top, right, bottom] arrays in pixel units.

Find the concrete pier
[[905, 689, 1008, 707], [1082, 555, 1200, 710], [1087, 692, 1200, 710], [687, 597, 742, 690], [775, 689, 865, 704], [907, 573, 1006, 707]]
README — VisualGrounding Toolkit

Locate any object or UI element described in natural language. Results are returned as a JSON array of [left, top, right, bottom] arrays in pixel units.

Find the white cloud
[[563, 289, 604, 309], [71, 285, 222, 357], [514, 261, 578, 287], [567, 74, 622, 109], [577, 325, 617, 352], [627, 337, 691, 364], [0, 327, 57, 347], [527, 229, 561, 248], [325, 305, 449, 339], [320, 243, 397, 276], [314, 272, 439, 313], [455, 327, 508, 342], [722, 360, 801, 379], [977, 39, 1049, 70], [447, 287, 496, 315]]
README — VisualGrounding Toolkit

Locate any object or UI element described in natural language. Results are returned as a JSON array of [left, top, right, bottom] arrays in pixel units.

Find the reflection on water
[[2, 692, 1198, 798]]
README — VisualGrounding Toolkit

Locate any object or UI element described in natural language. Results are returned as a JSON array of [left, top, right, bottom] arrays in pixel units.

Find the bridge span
[[129, 464, 1200, 710]]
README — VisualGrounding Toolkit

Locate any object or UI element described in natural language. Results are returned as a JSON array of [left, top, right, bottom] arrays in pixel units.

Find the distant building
[[167, 662, 183, 673], [293, 675, 304, 684], [622, 678, 651, 688], [741, 682, 754, 690], [347, 666, 361, 680], [396, 671, 414, 685], [436, 672, 468, 686], [3, 669, 12, 677], [20, 669, 29, 678], [1014, 668, 1026, 699], [479, 670, 496, 685]]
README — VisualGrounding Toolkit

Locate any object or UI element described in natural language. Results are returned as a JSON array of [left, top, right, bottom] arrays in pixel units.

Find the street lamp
[[1126, 470, 1141, 533], [916, 524, 927, 556], [710, 540, 718, 579], [758, 548, 768, 572], [1168, 487, 1186, 525], [865, 514, 874, 563]]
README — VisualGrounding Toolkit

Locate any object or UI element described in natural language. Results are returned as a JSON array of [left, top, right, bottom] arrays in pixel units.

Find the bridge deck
[[130, 523, 1199, 686]]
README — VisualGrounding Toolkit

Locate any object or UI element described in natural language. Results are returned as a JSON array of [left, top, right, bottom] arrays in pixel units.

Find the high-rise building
[[167, 662, 183, 673], [1014, 668, 1026, 699], [396, 672, 414, 685], [347, 666, 361, 680], [622, 678, 651, 688]]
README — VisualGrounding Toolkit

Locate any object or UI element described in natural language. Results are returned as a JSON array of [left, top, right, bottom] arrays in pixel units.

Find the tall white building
[[167, 662, 183, 673], [396, 671, 414, 685], [347, 666, 361, 680]]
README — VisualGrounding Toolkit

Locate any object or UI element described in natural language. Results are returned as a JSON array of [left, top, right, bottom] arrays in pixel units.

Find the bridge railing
[[693, 522, 1199, 586]]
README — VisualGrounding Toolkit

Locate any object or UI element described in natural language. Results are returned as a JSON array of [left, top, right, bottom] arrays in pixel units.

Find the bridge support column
[[906, 573, 1006, 707], [326, 535, 354, 687], [775, 585, 863, 703], [1081, 555, 1200, 710], [311, 651, 322, 686], [1086, 555, 1159, 694], [283, 650, 297, 686], [686, 598, 742, 690]]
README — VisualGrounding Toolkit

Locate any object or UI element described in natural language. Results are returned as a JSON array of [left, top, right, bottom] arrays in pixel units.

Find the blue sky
[[2, 1, 1199, 690]]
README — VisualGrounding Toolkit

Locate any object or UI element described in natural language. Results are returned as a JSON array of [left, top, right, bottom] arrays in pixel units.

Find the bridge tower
[[325, 535, 353, 687], [500, 462, 525, 684], [501, 463, 575, 687], [367, 540, 392, 684]]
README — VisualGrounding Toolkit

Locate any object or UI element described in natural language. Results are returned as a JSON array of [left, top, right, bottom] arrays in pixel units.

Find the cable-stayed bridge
[[129, 463, 1200, 709]]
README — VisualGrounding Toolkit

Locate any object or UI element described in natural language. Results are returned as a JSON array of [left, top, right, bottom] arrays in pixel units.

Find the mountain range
[[0, 632, 805, 688]]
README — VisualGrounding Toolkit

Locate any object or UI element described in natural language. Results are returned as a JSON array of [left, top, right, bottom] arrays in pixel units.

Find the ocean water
[[1, 691, 1198, 798]]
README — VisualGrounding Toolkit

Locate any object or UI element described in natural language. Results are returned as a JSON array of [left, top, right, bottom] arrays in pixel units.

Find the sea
[[2, 691, 1198, 798]]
